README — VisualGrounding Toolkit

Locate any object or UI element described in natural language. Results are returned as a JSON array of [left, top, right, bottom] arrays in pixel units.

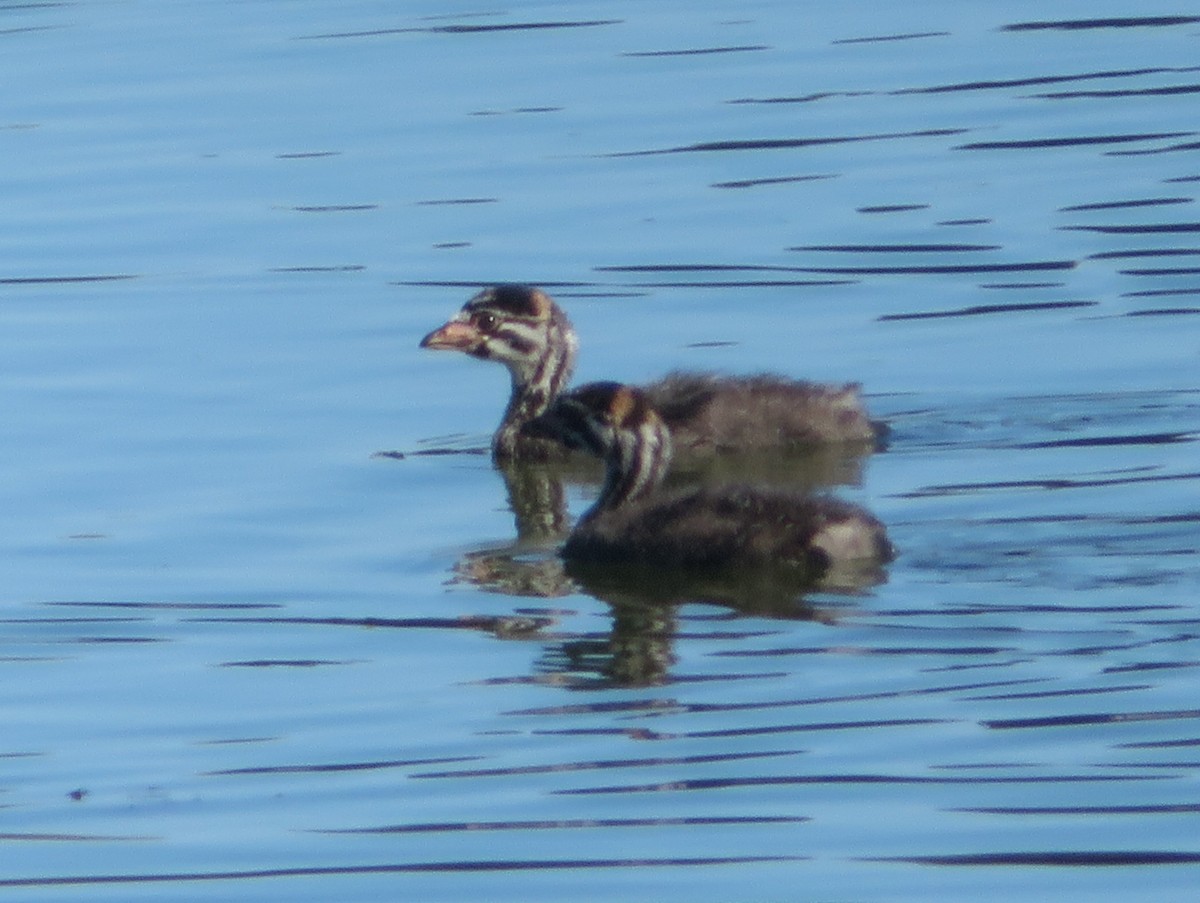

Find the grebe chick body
[[420, 285, 884, 462], [530, 382, 894, 584]]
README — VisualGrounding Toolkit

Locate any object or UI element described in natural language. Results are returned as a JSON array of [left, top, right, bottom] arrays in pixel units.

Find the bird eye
[[474, 312, 496, 331]]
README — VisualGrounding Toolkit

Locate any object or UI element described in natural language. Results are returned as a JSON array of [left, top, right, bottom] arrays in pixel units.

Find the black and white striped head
[[532, 382, 673, 511], [420, 285, 578, 389]]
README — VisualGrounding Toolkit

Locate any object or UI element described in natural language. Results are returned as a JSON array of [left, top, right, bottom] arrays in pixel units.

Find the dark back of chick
[[645, 371, 884, 453]]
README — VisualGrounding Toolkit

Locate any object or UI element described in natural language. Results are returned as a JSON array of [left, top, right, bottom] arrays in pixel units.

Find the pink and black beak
[[419, 317, 484, 354]]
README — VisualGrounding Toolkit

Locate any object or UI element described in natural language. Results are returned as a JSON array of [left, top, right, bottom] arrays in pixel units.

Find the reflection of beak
[[419, 319, 481, 352]]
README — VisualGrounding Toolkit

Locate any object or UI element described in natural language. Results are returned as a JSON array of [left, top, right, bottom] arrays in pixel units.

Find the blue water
[[2, 2, 1198, 900]]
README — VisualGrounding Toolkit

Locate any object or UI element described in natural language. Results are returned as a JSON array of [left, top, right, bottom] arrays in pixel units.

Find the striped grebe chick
[[529, 382, 894, 585], [420, 285, 884, 462]]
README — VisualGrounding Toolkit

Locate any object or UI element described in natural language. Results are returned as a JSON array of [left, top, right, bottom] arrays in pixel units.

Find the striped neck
[[585, 410, 673, 520], [493, 306, 577, 458]]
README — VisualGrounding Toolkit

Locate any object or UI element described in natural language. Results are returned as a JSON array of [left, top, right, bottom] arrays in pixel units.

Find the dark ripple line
[[557, 773, 1165, 796], [880, 600, 1178, 614], [1061, 197, 1193, 212], [395, 279, 601, 289], [859, 204, 927, 213], [715, 645, 1013, 658], [50, 601, 280, 611], [505, 678, 1047, 718], [597, 264, 820, 272], [292, 204, 377, 213], [623, 280, 855, 288], [879, 300, 1093, 321], [1123, 289, 1200, 297], [957, 132, 1192, 150], [321, 815, 808, 834], [299, 20, 621, 39], [1003, 16, 1200, 31], [981, 282, 1066, 289], [893, 66, 1197, 95], [684, 718, 948, 739], [1112, 140, 1200, 156], [1121, 267, 1200, 276], [1037, 84, 1200, 99], [271, 265, 365, 273], [0, 274, 137, 284], [899, 470, 1200, 498], [0, 855, 801, 888], [794, 243, 1001, 252], [1122, 740, 1200, 751], [0, 24, 65, 37], [186, 615, 550, 632], [963, 684, 1150, 702], [608, 128, 968, 157], [622, 45, 768, 57], [873, 850, 1200, 866], [1091, 248, 1200, 258], [74, 636, 161, 645], [1125, 305, 1200, 315], [784, 261, 1077, 274], [434, 20, 622, 33], [0, 832, 156, 842], [415, 198, 497, 206], [728, 92, 871, 105], [276, 151, 340, 159], [1064, 222, 1200, 234], [1105, 663, 1200, 677], [711, 174, 836, 189], [833, 31, 949, 45], [1013, 431, 1196, 449], [220, 659, 352, 668], [1, 617, 146, 625], [204, 755, 481, 777], [986, 708, 1200, 730], [411, 749, 800, 780], [955, 802, 1200, 815]]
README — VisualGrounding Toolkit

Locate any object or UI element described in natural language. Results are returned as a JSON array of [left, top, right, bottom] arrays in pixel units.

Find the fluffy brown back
[[643, 372, 880, 452]]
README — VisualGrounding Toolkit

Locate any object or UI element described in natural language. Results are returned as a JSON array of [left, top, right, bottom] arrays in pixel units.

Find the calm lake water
[[2, 1, 1198, 900]]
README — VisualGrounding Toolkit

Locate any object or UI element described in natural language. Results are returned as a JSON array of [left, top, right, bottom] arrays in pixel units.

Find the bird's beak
[[419, 318, 481, 352]]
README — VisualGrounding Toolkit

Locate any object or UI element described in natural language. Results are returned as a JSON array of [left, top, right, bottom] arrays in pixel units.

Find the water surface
[[1, 2, 1198, 900]]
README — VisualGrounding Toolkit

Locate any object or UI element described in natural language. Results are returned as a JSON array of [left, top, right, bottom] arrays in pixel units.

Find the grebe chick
[[420, 285, 885, 462], [529, 382, 894, 584]]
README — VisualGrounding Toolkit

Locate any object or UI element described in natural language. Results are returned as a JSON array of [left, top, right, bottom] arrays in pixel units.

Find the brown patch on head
[[468, 284, 552, 321], [567, 382, 622, 421], [609, 385, 640, 428], [566, 382, 653, 429], [528, 288, 554, 320]]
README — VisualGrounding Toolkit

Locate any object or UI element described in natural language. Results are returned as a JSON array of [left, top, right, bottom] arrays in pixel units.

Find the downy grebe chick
[[420, 285, 885, 462], [529, 382, 894, 585]]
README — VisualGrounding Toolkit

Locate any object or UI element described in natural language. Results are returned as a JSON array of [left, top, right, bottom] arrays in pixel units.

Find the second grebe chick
[[420, 285, 885, 462], [529, 382, 894, 582]]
